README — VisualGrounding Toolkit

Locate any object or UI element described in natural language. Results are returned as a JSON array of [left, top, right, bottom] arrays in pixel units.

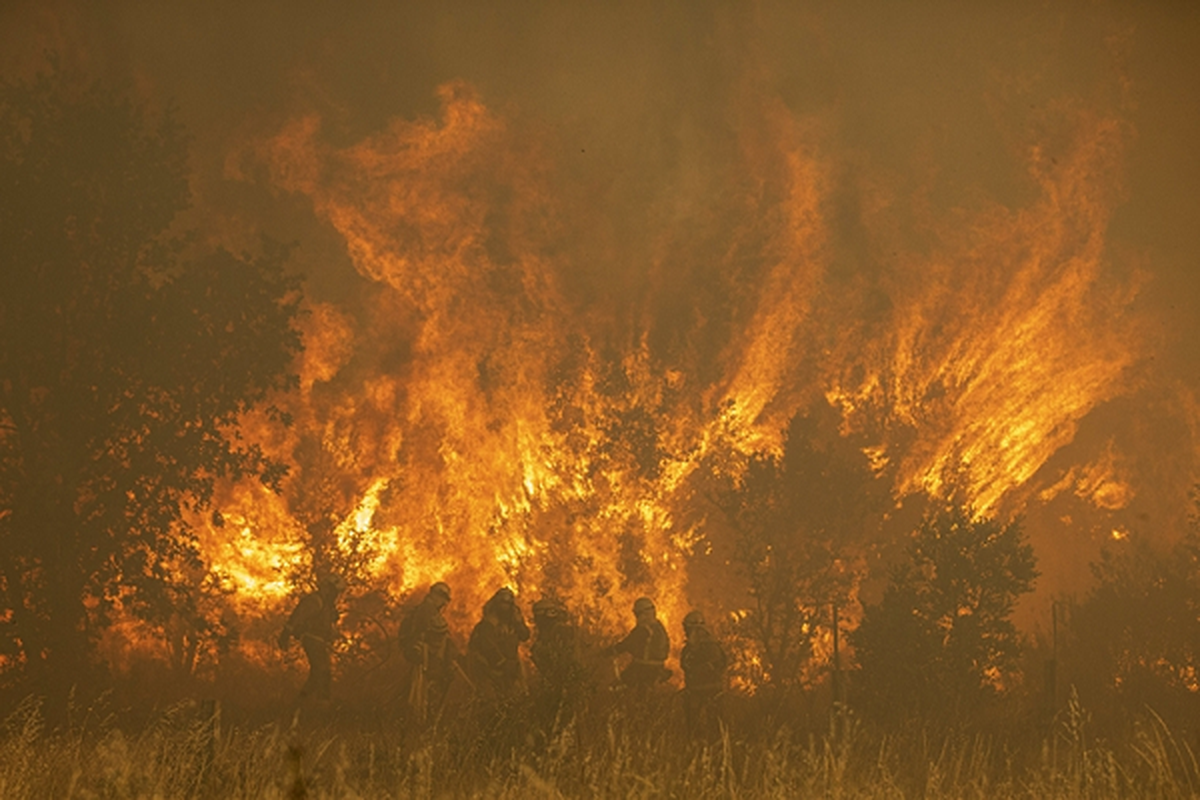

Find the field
[[2, 688, 1198, 799]]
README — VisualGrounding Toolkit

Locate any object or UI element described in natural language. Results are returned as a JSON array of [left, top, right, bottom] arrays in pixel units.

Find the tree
[[0, 66, 302, 692], [1067, 509, 1200, 724], [714, 403, 886, 689], [851, 504, 1037, 721]]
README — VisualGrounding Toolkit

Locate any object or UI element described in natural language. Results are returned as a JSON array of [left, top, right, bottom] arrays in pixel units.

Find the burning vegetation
[[1, 2, 1199, 796]]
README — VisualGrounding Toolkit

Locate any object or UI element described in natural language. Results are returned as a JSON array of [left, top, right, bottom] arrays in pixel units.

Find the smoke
[[4, 0, 1199, 648]]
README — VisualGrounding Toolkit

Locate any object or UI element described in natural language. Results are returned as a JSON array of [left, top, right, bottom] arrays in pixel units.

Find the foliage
[[851, 504, 1038, 721], [1067, 511, 1200, 722], [0, 65, 302, 690], [713, 403, 887, 688]]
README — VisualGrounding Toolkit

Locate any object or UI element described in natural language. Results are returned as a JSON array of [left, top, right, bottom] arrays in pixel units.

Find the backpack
[[646, 619, 670, 662]]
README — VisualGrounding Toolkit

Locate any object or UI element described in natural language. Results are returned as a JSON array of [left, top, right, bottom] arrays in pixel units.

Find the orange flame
[[828, 108, 1141, 514], [145, 82, 1143, 680]]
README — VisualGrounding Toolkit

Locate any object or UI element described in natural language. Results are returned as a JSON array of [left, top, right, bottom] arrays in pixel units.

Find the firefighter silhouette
[[604, 596, 671, 689], [279, 573, 345, 702], [531, 597, 583, 694], [467, 587, 530, 701], [398, 581, 457, 723], [529, 596, 585, 730], [680, 609, 727, 737]]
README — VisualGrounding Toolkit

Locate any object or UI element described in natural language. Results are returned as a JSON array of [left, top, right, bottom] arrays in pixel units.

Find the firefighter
[[467, 587, 530, 701], [604, 596, 671, 689], [398, 581, 457, 723], [531, 597, 583, 695], [680, 609, 727, 737], [532, 598, 587, 721], [278, 573, 345, 702]]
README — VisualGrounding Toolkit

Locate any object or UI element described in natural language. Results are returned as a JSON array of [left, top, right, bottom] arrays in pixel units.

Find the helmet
[[533, 598, 566, 622], [429, 581, 452, 601], [633, 597, 656, 615], [318, 572, 346, 594], [492, 587, 516, 605], [683, 610, 706, 629]]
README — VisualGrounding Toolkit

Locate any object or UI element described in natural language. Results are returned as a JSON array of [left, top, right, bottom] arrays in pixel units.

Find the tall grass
[[1, 689, 1197, 798]]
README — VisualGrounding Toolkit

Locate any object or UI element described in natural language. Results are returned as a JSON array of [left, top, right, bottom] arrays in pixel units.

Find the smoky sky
[[3, 3, 1195, 308], [3, 0, 1200, 612]]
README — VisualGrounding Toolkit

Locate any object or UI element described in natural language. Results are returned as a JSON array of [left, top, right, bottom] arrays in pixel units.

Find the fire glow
[[169, 79, 1141, 678]]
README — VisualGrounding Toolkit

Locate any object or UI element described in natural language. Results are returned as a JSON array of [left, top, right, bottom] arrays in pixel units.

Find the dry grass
[[1, 690, 1198, 799]]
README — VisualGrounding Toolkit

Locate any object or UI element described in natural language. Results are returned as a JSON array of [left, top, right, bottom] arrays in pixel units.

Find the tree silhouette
[[713, 403, 886, 689], [0, 66, 302, 692], [1067, 504, 1200, 725], [851, 504, 1037, 721]]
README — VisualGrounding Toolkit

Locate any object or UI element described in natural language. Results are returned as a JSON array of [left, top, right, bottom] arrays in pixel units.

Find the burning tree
[[712, 403, 886, 689], [851, 504, 1037, 721], [0, 67, 302, 692], [1067, 501, 1200, 722]]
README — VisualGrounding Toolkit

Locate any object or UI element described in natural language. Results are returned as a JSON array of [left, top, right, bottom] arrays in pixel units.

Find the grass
[[1, 688, 1198, 798]]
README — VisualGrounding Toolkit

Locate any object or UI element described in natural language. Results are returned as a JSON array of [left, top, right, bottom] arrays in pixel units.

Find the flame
[[107, 80, 1143, 679], [1039, 439, 1134, 511], [828, 108, 1141, 514], [334, 478, 396, 580], [247, 84, 713, 636], [195, 483, 308, 616]]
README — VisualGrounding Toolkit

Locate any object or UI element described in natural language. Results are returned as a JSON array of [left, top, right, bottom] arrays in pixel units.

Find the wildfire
[[140, 77, 1143, 681], [196, 483, 308, 616], [827, 109, 1140, 514]]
